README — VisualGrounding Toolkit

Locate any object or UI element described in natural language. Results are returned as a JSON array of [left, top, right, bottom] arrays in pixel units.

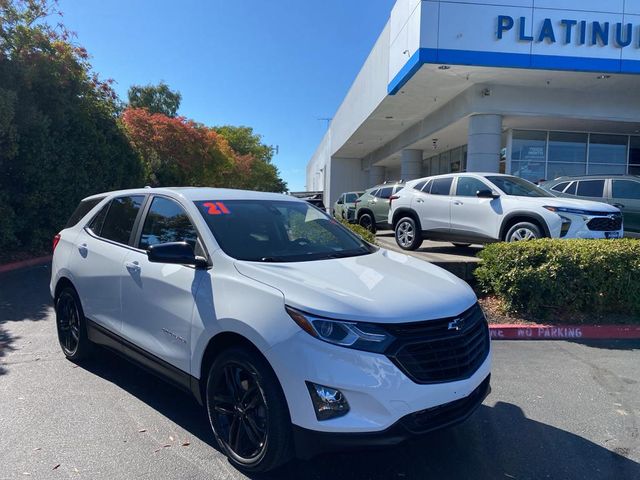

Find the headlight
[[285, 306, 395, 353], [543, 206, 605, 216]]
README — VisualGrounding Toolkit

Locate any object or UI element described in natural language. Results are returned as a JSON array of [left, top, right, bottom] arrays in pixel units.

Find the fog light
[[306, 382, 350, 421]]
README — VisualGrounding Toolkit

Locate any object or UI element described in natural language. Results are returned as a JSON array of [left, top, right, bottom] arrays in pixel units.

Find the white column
[[369, 165, 386, 186], [401, 149, 423, 180], [467, 114, 502, 173]]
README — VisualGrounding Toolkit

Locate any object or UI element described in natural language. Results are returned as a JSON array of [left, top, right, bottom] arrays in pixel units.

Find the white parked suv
[[51, 187, 492, 473], [389, 173, 623, 250]]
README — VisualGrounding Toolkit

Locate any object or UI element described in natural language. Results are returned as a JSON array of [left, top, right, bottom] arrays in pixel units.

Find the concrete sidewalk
[[376, 231, 481, 281]]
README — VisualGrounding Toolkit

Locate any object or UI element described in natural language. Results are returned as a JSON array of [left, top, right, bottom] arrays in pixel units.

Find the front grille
[[587, 215, 622, 232], [400, 375, 490, 434], [385, 304, 490, 384]]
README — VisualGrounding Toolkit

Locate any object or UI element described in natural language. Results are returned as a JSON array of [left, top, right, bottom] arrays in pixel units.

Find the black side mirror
[[147, 242, 208, 268], [477, 189, 500, 199]]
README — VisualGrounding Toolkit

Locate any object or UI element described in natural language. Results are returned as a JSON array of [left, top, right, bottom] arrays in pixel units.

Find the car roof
[[81, 187, 302, 204], [545, 175, 640, 183]]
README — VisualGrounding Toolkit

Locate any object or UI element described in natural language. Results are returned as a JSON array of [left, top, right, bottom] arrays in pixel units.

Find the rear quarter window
[[65, 197, 105, 228]]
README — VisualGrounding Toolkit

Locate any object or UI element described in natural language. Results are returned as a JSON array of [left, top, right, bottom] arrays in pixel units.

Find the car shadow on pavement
[[0, 264, 52, 375], [79, 349, 640, 480], [0, 264, 53, 323]]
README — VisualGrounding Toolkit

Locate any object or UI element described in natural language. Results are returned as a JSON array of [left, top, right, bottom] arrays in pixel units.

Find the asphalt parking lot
[[1, 265, 639, 480]]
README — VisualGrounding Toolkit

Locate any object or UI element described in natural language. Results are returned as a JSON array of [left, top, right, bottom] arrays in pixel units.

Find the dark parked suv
[[541, 175, 640, 233]]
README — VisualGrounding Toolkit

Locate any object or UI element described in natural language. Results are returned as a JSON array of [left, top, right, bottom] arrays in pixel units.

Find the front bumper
[[293, 375, 491, 459], [265, 327, 492, 434], [551, 212, 623, 239]]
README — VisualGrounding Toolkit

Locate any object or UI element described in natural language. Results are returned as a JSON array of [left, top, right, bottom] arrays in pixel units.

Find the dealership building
[[306, 0, 640, 207]]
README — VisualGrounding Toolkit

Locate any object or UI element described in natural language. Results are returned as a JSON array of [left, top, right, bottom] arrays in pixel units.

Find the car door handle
[[416, 198, 424, 203], [453, 201, 463, 206], [125, 261, 141, 272], [78, 243, 88, 254], [613, 203, 625, 209]]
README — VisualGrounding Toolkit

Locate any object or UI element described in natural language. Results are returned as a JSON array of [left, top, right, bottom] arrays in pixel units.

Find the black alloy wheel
[[55, 287, 92, 360], [206, 348, 293, 473]]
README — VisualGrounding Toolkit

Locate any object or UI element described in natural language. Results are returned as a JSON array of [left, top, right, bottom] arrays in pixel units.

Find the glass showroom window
[[450, 147, 463, 173], [439, 151, 451, 174], [588, 134, 628, 175], [511, 130, 547, 183], [629, 137, 640, 175], [547, 132, 587, 180]]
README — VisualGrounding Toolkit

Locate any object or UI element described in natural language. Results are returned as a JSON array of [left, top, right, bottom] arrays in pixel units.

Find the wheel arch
[[53, 276, 76, 301], [198, 331, 284, 407], [499, 212, 550, 240], [391, 207, 421, 231], [356, 207, 374, 221]]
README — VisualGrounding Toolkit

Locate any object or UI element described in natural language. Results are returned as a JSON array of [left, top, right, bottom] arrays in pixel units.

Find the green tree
[[0, 0, 143, 252], [128, 81, 182, 117], [214, 125, 287, 192]]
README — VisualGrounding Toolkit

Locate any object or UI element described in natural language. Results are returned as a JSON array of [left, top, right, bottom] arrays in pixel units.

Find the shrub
[[475, 239, 640, 319], [339, 219, 377, 245]]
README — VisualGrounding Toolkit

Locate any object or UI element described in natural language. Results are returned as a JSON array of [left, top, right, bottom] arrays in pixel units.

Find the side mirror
[[147, 242, 208, 268], [337, 200, 344, 205], [477, 189, 500, 199]]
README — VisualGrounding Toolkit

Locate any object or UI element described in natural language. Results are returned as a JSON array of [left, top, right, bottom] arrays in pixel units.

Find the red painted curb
[[489, 324, 640, 340], [0, 255, 52, 274]]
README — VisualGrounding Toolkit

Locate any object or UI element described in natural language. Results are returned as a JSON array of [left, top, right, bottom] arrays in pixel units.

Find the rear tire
[[395, 217, 422, 251], [205, 347, 293, 473], [358, 213, 376, 234], [505, 222, 542, 242], [55, 286, 93, 361]]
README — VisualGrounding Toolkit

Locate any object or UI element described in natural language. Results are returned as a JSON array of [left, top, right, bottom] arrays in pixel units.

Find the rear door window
[[376, 187, 394, 199], [66, 197, 106, 228], [576, 180, 605, 198], [430, 178, 453, 196], [98, 196, 145, 245]]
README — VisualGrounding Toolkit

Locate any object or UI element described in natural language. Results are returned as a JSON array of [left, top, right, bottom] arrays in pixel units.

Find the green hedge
[[339, 219, 378, 245], [475, 239, 640, 318]]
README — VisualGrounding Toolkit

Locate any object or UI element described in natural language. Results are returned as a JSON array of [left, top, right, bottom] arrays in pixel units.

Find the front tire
[[395, 217, 422, 250], [505, 222, 542, 242], [205, 347, 293, 473], [55, 286, 93, 361]]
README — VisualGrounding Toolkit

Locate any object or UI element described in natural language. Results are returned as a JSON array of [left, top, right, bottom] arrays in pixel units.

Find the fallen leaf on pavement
[[52, 464, 60, 470], [138, 429, 147, 433], [169, 436, 174, 441], [182, 441, 190, 447]]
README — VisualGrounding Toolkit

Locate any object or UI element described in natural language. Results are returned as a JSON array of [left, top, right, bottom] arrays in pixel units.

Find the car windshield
[[194, 200, 376, 262], [486, 176, 552, 198]]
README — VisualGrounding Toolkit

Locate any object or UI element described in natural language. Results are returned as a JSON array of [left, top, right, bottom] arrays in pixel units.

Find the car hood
[[234, 249, 476, 323], [508, 196, 618, 212]]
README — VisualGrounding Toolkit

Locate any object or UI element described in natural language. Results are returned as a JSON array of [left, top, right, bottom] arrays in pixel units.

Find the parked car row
[[334, 173, 624, 251]]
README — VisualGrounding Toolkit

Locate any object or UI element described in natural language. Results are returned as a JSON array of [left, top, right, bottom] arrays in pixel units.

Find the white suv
[[389, 173, 623, 250], [51, 187, 491, 473]]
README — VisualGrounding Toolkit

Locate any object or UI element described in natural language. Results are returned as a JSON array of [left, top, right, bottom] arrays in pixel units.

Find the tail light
[[53, 233, 61, 253], [354, 200, 361, 205], [389, 195, 400, 205]]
